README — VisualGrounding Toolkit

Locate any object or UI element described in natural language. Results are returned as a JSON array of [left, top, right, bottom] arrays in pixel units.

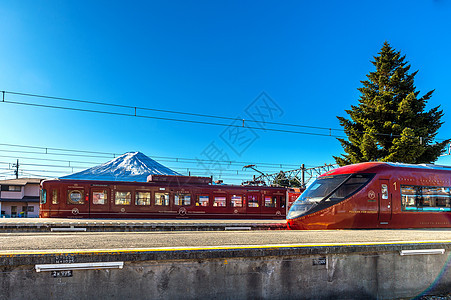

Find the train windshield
[[287, 173, 373, 220]]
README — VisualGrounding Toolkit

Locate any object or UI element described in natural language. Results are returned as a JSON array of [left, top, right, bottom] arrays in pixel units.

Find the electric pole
[[13, 159, 19, 179]]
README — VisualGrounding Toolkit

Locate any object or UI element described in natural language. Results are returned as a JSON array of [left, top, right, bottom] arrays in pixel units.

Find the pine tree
[[334, 42, 449, 166]]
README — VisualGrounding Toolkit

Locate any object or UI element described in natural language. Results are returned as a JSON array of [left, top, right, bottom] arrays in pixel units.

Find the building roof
[[0, 178, 42, 186]]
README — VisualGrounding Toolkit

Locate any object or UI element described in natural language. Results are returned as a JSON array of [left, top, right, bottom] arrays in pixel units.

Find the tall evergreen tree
[[334, 42, 449, 166]]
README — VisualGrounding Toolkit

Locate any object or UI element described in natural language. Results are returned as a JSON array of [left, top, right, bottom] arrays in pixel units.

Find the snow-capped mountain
[[60, 151, 181, 182]]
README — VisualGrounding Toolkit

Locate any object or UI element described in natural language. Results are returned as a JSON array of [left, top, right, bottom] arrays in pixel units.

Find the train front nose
[[286, 218, 306, 230], [286, 201, 317, 230]]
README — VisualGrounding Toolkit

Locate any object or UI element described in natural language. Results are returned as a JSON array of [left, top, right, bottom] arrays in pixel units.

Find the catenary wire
[[5, 90, 446, 141], [0, 152, 305, 171], [0, 160, 287, 178], [0, 143, 306, 168], [4, 90, 343, 132], [7, 90, 449, 142], [3, 99, 348, 138]]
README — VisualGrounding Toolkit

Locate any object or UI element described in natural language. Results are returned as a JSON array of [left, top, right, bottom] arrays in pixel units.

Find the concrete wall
[[1, 243, 450, 300]]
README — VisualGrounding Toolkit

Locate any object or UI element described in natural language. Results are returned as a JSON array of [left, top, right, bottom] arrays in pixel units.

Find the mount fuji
[[60, 151, 181, 182]]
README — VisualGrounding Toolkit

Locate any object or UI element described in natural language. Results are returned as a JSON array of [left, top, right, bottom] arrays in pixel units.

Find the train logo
[[178, 207, 187, 216]]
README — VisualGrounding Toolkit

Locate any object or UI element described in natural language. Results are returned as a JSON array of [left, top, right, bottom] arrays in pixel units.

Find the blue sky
[[1, 0, 451, 182]]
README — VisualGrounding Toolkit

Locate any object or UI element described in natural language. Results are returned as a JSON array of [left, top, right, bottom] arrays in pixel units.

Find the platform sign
[[312, 257, 327, 266], [52, 270, 73, 278]]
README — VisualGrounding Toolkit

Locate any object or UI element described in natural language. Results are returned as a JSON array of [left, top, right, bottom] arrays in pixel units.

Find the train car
[[287, 162, 451, 229], [287, 187, 303, 210], [40, 174, 301, 219]]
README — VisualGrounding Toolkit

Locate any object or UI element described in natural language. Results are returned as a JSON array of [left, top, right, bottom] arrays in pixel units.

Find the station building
[[0, 178, 42, 217]]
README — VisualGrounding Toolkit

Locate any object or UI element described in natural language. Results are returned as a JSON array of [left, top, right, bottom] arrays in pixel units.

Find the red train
[[39, 175, 302, 219], [287, 162, 451, 229]]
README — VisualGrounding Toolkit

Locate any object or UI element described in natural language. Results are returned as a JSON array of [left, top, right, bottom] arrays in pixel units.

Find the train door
[[378, 179, 392, 223], [230, 193, 246, 216], [89, 187, 111, 217], [65, 186, 89, 217], [261, 192, 282, 218], [246, 192, 262, 216], [211, 192, 229, 217], [277, 194, 286, 217], [111, 187, 133, 217], [49, 187, 60, 217], [280, 194, 287, 216], [190, 191, 210, 216], [173, 191, 193, 217]]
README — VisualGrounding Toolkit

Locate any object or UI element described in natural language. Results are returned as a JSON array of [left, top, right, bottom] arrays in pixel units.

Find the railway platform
[[1, 230, 451, 299], [0, 217, 286, 232], [2, 219, 451, 299]]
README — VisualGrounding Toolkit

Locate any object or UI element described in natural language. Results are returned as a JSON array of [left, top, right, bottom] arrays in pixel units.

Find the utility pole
[[301, 164, 305, 187], [13, 159, 19, 179]]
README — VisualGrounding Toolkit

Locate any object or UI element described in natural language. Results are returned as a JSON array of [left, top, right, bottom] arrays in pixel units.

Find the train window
[[280, 196, 286, 208], [155, 192, 169, 206], [422, 187, 450, 208], [213, 196, 226, 207], [136, 192, 151, 205], [401, 185, 451, 212], [400, 185, 418, 210], [298, 174, 351, 204], [92, 190, 107, 205], [381, 184, 389, 200], [196, 195, 209, 207], [247, 195, 259, 207], [326, 174, 373, 202], [115, 191, 131, 205], [40, 189, 47, 204], [175, 193, 191, 206], [231, 195, 243, 207], [52, 189, 58, 205], [264, 196, 277, 208], [422, 195, 432, 207], [67, 190, 85, 205]]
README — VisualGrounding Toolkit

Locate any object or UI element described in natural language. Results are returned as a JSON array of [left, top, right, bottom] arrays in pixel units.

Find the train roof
[[321, 162, 451, 177]]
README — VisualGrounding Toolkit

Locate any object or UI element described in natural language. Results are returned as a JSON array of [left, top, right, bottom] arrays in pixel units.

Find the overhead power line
[[0, 158, 279, 177], [3, 90, 447, 141], [4, 90, 343, 132], [0, 165, 264, 182], [3, 169, 267, 183], [0, 142, 305, 169], [3, 99, 347, 138]]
